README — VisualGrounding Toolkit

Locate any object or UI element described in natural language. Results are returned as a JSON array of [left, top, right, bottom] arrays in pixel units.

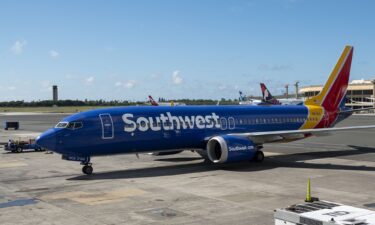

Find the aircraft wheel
[[82, 165, 93, 175], [253, 151, 264, 162], [16, 147, 23, 153]]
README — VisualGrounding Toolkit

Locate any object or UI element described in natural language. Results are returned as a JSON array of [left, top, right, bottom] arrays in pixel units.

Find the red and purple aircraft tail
[[260, 83, 281, 105], [148, 95, 159, 106]]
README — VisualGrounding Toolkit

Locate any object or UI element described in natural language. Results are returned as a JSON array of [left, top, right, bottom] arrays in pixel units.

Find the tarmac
[[0, 112, 375, 225]]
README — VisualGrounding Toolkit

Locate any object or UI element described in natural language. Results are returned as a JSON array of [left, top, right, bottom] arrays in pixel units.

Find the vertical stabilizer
[[260, 83, 281, 105], [304, 46, 353, 112], [148, 95, 159, 106], [302, 46, 353, 129]]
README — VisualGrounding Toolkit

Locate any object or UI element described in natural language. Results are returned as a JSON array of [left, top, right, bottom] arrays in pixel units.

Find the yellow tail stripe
[[300, 105, 324, 129]]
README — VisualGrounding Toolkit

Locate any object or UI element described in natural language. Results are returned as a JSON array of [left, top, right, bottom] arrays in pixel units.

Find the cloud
[[0, 85, 16, 91], [49, 50, 59, 59], [217, 84, 243, 94], [10, 40, 27, 55], [41, 80, 51, 87], [40, 81, 53, 92], [257, 64, 292, 71], [65, 74, 76, 80], [172, 70, 183, 84], [115, 80, 136, 89], [85, 76, 95, 85], [150, 73, 161, 79], [218, 84, 227, 90]]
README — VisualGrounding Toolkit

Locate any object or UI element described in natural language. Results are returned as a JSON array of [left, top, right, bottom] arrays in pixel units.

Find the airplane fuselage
[[39, 105, 329, 158]]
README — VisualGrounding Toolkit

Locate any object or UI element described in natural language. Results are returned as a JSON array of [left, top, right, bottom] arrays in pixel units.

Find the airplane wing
[[228, 125, 375, 145]]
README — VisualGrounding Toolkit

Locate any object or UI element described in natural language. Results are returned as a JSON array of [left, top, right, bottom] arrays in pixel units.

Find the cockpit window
[[67, 122, 75, 129], [55, 122, 83, 129], [74, 122, 83, 129], [55, 122, 68, 128]]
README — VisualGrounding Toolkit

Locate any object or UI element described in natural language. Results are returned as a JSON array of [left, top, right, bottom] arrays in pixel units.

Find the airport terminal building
[[300, 79, 375, 109]]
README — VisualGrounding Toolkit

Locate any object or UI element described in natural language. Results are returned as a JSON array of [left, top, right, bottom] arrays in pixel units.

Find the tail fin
[[148, 95, 159, 106], [304, 46, 353, 112], [260, 83, 281, 105]]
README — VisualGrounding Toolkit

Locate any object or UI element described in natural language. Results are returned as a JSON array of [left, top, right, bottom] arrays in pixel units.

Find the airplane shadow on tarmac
[[68, 145, 375, 181]]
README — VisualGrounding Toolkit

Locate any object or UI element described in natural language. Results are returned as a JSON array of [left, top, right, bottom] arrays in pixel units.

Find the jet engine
[[206, 135, 263, 163]]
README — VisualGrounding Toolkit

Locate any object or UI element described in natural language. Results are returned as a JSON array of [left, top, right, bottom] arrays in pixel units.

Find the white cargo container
[[274, 200, 375, 225]]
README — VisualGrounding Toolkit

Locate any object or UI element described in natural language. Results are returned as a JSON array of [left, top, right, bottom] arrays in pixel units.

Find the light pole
[[285, 84, 289, 99], [372, 79, 375, 112], [294, 81, 299, 99]]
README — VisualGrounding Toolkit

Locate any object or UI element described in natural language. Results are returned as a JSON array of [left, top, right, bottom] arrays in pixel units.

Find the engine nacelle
[[207, 135, 257, 163]]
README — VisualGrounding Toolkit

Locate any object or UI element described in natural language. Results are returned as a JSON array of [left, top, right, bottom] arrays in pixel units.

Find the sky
[[1, 0, 375, 101]]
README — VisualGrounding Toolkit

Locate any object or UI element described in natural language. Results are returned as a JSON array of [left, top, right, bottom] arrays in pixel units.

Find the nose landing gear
[[82, 163, 93, 175], [80, 157, 93, 175], [62, 154, 94, 175]]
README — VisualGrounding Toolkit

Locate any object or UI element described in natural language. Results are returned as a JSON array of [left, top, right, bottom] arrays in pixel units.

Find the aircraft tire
[[253, 151, 264, 163], [16, 147, 23, 153], [82, 165, 93, 175]]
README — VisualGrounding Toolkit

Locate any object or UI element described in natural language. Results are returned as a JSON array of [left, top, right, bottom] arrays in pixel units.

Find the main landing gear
[[253, 150, 264, 162], [252, 145, 264, 163]]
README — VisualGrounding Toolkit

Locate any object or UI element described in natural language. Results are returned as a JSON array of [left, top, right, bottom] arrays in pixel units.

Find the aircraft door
[[220, 117, 227, 130], [228, 117, 235, 130], [99, 114, 114, 139]]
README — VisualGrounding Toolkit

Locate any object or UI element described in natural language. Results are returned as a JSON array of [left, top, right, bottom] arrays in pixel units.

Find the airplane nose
[[36, 129, 57, 151]]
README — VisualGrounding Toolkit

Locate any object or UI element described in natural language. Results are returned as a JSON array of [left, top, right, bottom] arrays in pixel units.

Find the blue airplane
[[36, 46, 375, 175]]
